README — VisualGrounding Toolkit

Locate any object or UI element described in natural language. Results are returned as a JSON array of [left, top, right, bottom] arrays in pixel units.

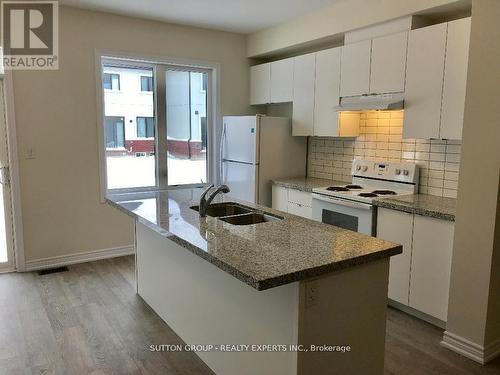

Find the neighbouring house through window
[[105, 116, 125, 148], [137, 117, 155, 138], [100, 59, 212, 192], [140, 76, 153, 92], [103, 73, 120, 90]]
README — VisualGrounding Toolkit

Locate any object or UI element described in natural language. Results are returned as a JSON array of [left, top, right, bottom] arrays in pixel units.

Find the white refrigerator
[[220, 115, 307, 207]]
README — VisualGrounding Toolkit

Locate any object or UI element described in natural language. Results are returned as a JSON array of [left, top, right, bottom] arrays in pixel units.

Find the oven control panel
[[352, 159, 419, 184]]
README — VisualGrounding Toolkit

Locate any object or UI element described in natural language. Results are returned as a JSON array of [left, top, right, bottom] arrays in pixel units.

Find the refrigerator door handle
[[219, 123, 226, 183]]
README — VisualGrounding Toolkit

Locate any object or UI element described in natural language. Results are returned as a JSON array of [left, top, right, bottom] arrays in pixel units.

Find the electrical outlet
[[306, 281, 319, 308]]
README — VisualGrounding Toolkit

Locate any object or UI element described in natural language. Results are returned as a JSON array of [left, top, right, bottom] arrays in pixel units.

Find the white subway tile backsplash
[[443, 189, 458, 198], [429, 170, 444, 179], [428, 187, 444, 196], [445, 162, 460, 172], [445, 153, 461, 163], [430, 144, 446, 153], [444, 171, 459, 181], [308, 110, 462, 198], [444, 180, 458, 190], [430, 152, 446, 162]]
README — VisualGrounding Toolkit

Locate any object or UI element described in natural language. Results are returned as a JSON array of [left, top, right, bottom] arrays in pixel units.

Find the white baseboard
[[24, 245, 135, 272], [441, 331, 500, 364]]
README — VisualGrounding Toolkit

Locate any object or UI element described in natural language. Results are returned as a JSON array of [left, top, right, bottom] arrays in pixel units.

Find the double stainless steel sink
[[191, 202, 283, 225]]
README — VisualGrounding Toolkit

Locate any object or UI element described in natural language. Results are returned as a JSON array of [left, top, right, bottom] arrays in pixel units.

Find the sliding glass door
[[165, 69, 209, 186], [0, 79, 15, 272], [101, 58, 213, 194], [102, 64, 157, 190]]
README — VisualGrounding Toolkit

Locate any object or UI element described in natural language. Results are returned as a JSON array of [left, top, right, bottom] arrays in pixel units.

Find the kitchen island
[[107, 188, 401, 375]]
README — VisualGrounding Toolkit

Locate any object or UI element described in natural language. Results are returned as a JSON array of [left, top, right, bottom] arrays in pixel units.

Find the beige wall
[[446, 0, 500, 348], [247, 0, 465, 57], [485, 188, 500, 345], [12, 6, 250, 262]]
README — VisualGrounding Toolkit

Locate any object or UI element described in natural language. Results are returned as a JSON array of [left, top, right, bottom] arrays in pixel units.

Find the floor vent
[[37, 266, 69, 275]]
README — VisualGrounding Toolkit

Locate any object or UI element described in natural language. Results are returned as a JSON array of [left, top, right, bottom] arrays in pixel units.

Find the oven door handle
[[312, 193, 373, 211]]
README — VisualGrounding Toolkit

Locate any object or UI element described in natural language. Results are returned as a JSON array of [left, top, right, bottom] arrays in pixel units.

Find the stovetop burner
[[358, 192, 379, 198], [371, 190, 397, 195], [326, 186, 349, 192], [345, 184, 363, 189]]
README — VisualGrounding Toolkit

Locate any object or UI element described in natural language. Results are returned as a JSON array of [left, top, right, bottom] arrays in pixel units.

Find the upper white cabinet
[[404, 18, 471, 140], [440, 17, 471, 140], [370, 32, 408, 94], [340, 33, 408, 97], [340, 40, 372, 97], [313, 47, 341, 136], [409, 215, 455, 322], [404, 23, 447, 139], [250, 58, 293, 105], [292, 47, 360, 137], [292, 53, 316, 136], [270, 58, 294, 103], [250, 63, 271, 105]]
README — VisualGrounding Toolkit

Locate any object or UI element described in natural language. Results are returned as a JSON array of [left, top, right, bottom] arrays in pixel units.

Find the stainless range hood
[[334, 93, 404, 111]]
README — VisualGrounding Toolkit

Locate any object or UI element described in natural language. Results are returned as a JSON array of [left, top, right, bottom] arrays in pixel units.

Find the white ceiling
[[60, 0, 342, 34]]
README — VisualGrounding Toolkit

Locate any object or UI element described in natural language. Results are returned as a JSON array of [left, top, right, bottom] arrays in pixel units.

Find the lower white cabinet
[[272, 185, 312, 219], [409, 215, 454, 322], [377, 208, 413, 305], [377, 208, 455, 323], [272, 185, 288, 212], [287, 202, 312, 219]]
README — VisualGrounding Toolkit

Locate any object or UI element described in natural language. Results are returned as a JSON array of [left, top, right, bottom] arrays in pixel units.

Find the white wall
[[11, 6, 250, 262], [446, 0, 500, 352]]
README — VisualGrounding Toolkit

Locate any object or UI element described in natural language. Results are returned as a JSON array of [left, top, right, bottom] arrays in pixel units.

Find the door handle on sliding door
[[219, 123, 226, 183], [0, 167, 10, 186]]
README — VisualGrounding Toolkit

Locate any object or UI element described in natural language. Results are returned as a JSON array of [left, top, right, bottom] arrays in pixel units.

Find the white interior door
[[0, 80, 15, 272]]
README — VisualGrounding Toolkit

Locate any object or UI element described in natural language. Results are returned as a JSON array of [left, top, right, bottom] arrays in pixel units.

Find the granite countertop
[[373, 194, 457, 222], [107, 188, 401, 291], [272, 177, 345, 192]]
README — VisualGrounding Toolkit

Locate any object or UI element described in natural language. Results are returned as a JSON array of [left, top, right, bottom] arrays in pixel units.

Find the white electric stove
[[312, 159, 419, 236]]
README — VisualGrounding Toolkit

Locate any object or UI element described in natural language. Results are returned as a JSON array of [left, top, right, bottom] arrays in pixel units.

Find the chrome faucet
[[199, 184, 230, 217]]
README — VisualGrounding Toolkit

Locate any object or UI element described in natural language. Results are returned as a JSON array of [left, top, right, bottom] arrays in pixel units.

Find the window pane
[[137, 117, 146, 137], [141, 76, 153, 91], [166, 70, 208, 185], [103, 73, 112, 89], [103, 65, 156, 189], [146, 117, 155, 137], [105, 116, 124, 148], [137, 117, 154, 138], [111, 74, 120, 90]]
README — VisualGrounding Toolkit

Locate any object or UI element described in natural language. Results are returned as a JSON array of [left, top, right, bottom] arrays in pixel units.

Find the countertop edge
[[373, 200, 455, 222], [272, 180, 314, 192], [106, 197, 402, 291]]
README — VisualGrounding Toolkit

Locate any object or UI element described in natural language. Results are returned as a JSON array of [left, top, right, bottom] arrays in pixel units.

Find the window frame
[[96, 51, 219, 201]]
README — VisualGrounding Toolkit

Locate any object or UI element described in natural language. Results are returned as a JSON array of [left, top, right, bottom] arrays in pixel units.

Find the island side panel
[[297, 259, 390, 375], [136, 222, 300, 375]]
